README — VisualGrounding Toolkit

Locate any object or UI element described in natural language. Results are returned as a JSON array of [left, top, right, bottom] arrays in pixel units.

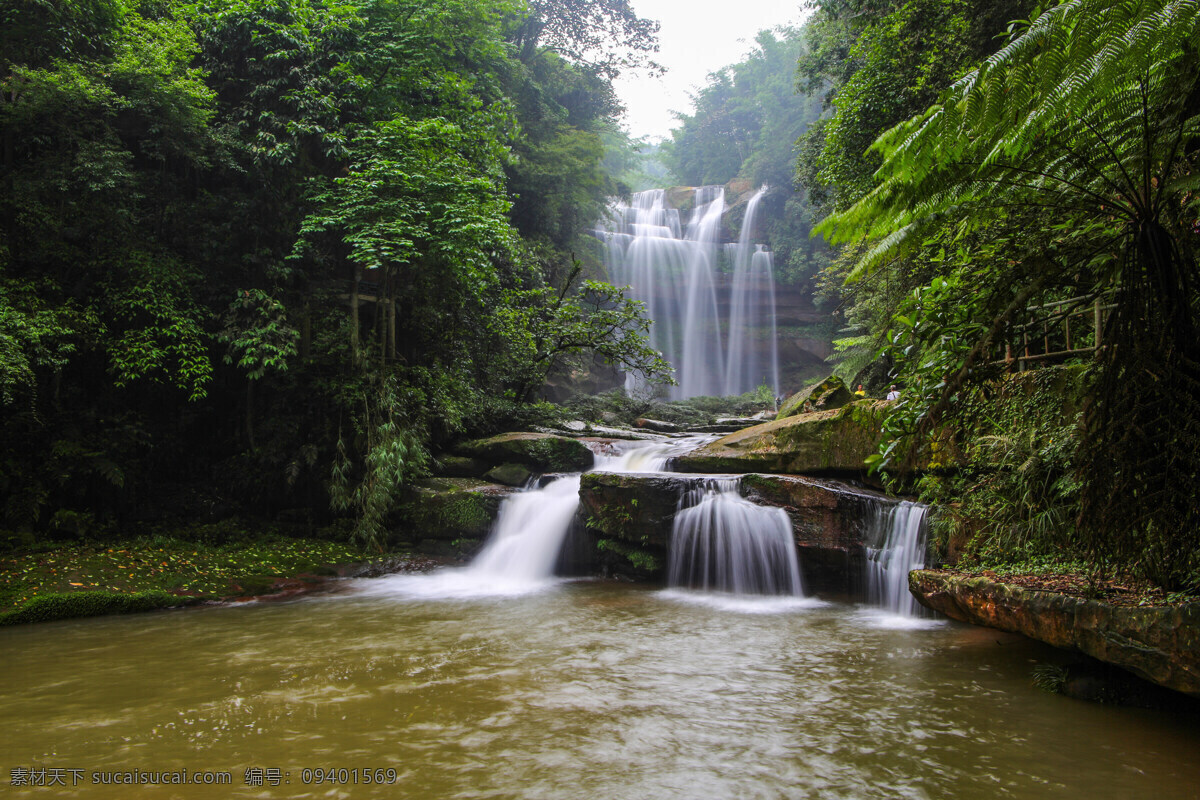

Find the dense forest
[[0, 0, 670, 547], [3, 0, 1198, 592], [665, 26, 831, 290], [790, 0, 1200, 590]]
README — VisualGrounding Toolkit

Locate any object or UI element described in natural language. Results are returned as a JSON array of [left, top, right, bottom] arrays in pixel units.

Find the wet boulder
[[432, 454, 490, 478], [577, 471, 895, 594], [483, 463, 533, 487], [910, 570, 1200, 698], [453, 432, 594, 473], [777, 374, 854, 420], [676, 400, 888, 477], [392, 477, 515, 554]]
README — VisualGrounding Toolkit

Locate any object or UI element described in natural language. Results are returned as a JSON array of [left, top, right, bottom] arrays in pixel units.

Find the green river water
[[2, 577, 1198, 799]]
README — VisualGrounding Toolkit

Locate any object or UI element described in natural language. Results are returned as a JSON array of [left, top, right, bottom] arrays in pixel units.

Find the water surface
[[3, 581, 1198, 799]]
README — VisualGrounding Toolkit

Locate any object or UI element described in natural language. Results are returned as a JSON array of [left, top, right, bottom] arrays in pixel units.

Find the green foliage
[[0, 0, 666, 543], [916, 367, 1087, 567], [498, 270, 674, 401], [103, 253, 213, 401], [329, 381, 430, 551], [0, 276, 89, 406], [219, 289, 299, 380], [818, 0, 1200, 588], [595, 538, 660, 573]]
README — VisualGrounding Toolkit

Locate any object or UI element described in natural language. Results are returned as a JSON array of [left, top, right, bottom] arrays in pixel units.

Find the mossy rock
[[454, 432, 594, 472], [911, 570, 1200, 698], [0, 591, 202, 626], [595, 538, 662, 581], [433, 454, 490, 478], [393, 478, 513, 544], [483, 463, 533, 487], [578, 472, 682, 549], [777, 374, 854, 420], [679, 399, 888, 476]]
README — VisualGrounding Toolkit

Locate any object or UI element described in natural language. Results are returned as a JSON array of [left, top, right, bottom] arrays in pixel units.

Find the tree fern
[[819, 0, 1200, 588]]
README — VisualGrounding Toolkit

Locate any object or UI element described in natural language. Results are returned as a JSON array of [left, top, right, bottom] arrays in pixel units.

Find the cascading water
[[865, 501, 931, 617], [370, 437, 708, 598], [723, 187, 780, 396], [467, 476, 583, 584], [667, 478, 805, 596], [599, 186, 780, 399]]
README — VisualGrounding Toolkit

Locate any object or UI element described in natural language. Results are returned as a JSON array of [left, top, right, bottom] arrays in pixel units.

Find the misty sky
[[613, 0, 811, 141]]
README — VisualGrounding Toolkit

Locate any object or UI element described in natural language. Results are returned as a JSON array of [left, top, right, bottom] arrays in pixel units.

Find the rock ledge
[[910, 569, 1200, 697]]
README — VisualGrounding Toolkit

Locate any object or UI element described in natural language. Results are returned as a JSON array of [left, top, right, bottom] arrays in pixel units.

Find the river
[[3, 579, 1198, 799]]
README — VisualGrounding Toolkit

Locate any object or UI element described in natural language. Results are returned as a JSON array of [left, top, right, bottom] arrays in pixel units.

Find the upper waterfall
[[599, 186, 781, 400]]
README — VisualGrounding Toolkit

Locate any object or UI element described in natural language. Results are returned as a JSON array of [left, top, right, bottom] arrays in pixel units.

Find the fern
[[818, 0, 1200, 588]]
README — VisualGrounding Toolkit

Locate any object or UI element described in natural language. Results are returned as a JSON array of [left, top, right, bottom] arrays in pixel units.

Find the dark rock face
[[910, 570, 1200, 698], [777, 375, 854, 419], [433, 454, 491, 478], [675, 400, 887, 477], [578, 473, 683, 551], [577, 472, 894, 593], [453, 432, 594, 473]]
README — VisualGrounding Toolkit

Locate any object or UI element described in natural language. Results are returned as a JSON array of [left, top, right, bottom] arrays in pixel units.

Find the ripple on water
[[852, 606, 949, 630], [3, 582, 1200, 800]]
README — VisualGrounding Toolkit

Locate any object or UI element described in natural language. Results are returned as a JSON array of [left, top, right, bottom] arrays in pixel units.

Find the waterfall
[[366, 438, 702, 598], [723, 188, 780, 396], [865, 501, 931, 617], [467, 476, 583, 583], [667, 478, 805, 596], [599, 186, 779, 399]]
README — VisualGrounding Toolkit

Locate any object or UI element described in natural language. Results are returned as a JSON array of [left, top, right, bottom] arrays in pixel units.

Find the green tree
[[821, 0, 1200, 588]]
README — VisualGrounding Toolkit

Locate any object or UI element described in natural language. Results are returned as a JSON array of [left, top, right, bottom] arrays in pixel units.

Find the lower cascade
[[467, 475, 582, 583], [667, 478, 805, 596], [866, 500, 931, 617], [461, 437, 704, 589]]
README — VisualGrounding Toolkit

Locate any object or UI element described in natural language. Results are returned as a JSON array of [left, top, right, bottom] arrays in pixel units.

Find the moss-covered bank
[[0, 535, 430, 626]]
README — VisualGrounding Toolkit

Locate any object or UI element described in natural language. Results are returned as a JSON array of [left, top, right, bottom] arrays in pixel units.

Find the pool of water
[[3, 578, 1198, 799]]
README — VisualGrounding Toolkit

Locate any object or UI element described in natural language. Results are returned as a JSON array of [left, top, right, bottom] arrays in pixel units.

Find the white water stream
[[667, 478, 805, 597], [599, 187, 780, 398], [366, 437, 709, 599], [865, 500, 933, 619]]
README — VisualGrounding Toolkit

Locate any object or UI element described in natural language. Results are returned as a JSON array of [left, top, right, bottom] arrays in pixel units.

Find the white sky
[[614, 0, 812, 141]]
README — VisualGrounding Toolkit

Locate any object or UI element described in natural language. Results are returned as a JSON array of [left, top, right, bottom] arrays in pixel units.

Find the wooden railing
[[1000, 295, 1116, 371]]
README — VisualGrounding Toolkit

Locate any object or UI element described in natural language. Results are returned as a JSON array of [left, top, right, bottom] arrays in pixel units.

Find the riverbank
[[910, 568, 1200, 698], [0, 535, 440, 626]]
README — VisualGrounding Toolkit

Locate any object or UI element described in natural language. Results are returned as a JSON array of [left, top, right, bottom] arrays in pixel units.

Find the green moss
[[0, 590, 202, 626], [596, 539, 661, 573], [777, 375, 852, 419], [0, 536, 375, 611], [396, 486, 497, 542], [456, 433, 593, 472]]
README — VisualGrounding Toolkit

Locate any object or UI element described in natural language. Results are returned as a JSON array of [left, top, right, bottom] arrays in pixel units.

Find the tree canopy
[[807, 0, 1200, 588], [0, 0, 669, 546]]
